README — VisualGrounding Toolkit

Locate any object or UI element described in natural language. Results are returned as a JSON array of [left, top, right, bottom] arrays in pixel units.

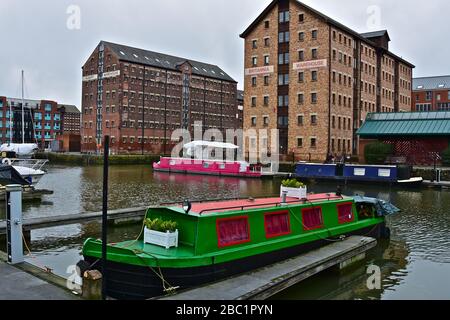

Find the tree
[[442, 147, 450, 167], [364, 142, 393, 165]]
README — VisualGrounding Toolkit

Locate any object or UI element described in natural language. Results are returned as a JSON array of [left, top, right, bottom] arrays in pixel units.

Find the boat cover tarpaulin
[[353, 196, 401, 216], [0, 165, 32, 186]]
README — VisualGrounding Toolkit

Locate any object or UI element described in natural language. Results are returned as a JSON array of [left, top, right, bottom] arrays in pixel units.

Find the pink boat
[[153, 141, 262, 178]]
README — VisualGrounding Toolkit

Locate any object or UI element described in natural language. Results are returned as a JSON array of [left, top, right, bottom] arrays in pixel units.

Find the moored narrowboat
[[153, 141, 263, 178], [79, 193, 399, 300], [295, 162, 423, 186]]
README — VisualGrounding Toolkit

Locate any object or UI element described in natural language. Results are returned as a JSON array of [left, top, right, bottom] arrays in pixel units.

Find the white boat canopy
[[183, 141, 239, 150], [0, 143, 39, 157]]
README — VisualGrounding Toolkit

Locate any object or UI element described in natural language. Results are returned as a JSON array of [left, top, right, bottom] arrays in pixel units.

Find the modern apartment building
[[240, 0, 414, 161], [81, 41, 238, 155], [0, 96, 79, 148], [412, 75, 450, 112]]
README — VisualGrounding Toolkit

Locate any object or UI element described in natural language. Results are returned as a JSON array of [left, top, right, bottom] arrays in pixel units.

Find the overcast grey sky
[[0, 0, 448, 108]]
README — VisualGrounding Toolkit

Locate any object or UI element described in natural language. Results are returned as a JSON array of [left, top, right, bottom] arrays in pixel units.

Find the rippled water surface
[[1, 165, 449, 300]]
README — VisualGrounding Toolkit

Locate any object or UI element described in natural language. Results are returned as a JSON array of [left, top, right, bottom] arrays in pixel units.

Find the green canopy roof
[[357, 112, 450, 138]]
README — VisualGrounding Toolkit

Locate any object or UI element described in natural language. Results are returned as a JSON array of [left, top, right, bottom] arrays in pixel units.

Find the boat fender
[[2, 158, 12, 165]]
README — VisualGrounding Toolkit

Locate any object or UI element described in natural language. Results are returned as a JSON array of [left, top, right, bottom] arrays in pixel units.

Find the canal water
[[1, 164, 449, 300]]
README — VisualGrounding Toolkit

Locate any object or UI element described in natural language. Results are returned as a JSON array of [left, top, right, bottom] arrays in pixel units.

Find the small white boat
[[13, 165, 45, 185], [2, 158, 48, 185]]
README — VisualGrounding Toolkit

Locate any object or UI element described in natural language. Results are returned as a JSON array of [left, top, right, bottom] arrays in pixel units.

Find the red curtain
[[303, 208, 323, 230], [218, 218, 249, 247], [338, 204, 353, 223], [265, 213, 290, 236]]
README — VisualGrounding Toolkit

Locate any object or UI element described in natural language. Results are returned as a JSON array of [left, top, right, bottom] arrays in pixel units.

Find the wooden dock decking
[[0, 207, 148, 235], [423, 180, 450, 189], [0, 187, 53, 202], [159, 236, 377, 301]]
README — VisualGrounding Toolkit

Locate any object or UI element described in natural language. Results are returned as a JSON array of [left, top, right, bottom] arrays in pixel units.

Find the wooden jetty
[[159, 236, 376, 301], [0, 186, 53, 202], [0, 206, 148, 236], [423, 180, 450, 189]]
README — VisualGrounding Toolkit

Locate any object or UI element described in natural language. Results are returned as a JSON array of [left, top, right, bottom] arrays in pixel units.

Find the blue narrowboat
[[295, 162, 423, 186]]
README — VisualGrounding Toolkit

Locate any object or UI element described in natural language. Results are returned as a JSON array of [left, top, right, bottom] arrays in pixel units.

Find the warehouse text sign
[[245, 66, 274, 76], [293, 59, 328, 70], [82, 74, 98, 82], [103, 70, 121, 79]]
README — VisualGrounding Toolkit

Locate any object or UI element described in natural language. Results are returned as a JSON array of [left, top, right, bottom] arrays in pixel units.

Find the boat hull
[[295, 163, 423, 187], [153, 167, 261, 179], [296, 175, 423, 187], [83, 223, 386, 300]]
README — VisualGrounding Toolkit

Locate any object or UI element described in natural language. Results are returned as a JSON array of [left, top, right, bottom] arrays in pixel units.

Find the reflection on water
[[1, 165, 450, 299]]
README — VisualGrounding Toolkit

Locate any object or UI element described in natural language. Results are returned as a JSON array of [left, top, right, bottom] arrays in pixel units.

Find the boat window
[[356, 203, 375, 220], [354, 168, 366, 176], [302, 207, 323, 230], [337, 203, 354, 224], [265, 211, 291, 238], [219, 163, 226, 170], [217, 217, 250, 247], [203, 162, 210, 169]]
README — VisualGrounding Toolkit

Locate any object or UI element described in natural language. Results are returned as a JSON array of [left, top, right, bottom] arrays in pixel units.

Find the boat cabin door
[[335, 163, 344, 177]]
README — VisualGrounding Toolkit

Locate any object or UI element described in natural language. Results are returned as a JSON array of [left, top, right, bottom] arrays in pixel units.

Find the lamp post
[[101, 135, 110, 300]]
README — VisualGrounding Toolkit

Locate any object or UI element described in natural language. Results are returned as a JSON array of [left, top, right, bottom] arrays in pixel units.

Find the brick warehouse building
[[240, 0, 414, 161], [412, 75, 450, 112], [81, 41, 238, 155], [0, 96, 80, 149]]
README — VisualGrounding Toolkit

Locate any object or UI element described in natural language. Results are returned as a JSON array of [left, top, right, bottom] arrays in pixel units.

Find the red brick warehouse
[[81, 41, 240, 155], [413, 75, 450, 111]]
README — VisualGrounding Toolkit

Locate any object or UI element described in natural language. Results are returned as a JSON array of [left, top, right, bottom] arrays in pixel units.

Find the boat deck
[[111, 241, 195, 258], [186, 193, 346, 214]]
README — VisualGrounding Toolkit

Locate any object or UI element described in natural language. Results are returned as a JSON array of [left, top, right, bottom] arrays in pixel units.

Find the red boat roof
[[183, 193, 346, 214]]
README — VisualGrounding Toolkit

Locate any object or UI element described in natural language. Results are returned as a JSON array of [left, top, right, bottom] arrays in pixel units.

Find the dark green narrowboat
[[80, 193, 399, 300]]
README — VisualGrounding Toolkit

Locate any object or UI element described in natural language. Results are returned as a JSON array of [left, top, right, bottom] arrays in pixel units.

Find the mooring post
[[6, 185, 24, 265], [102, 136, 110, 300]]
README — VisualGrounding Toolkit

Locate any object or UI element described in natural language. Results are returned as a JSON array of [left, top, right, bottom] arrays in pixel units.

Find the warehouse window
[[302, 207, 323, 230], [265, 211, 291, 238], [217, 216, 250, 248]]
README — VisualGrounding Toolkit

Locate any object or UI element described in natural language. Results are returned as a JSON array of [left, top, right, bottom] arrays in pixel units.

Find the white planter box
[[144, 228, 179, 249], [280, 186, 307, 200]]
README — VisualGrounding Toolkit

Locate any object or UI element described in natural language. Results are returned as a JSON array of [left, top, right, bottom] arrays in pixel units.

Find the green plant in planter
[[144, 218, 178, 233], [281, 179, 306, 188]]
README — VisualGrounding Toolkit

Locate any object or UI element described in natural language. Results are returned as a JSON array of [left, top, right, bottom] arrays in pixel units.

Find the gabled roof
[[357, 112, 450, 138], [360, 30, 391, 41], [240, 0, 414, 68], [413, 75, 450, 91], [237, 90, 244, 101], [102, 41, 236, 83]]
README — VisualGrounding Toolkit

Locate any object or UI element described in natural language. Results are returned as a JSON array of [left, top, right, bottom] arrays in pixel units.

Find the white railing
[[9, 159, 49, 172]]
